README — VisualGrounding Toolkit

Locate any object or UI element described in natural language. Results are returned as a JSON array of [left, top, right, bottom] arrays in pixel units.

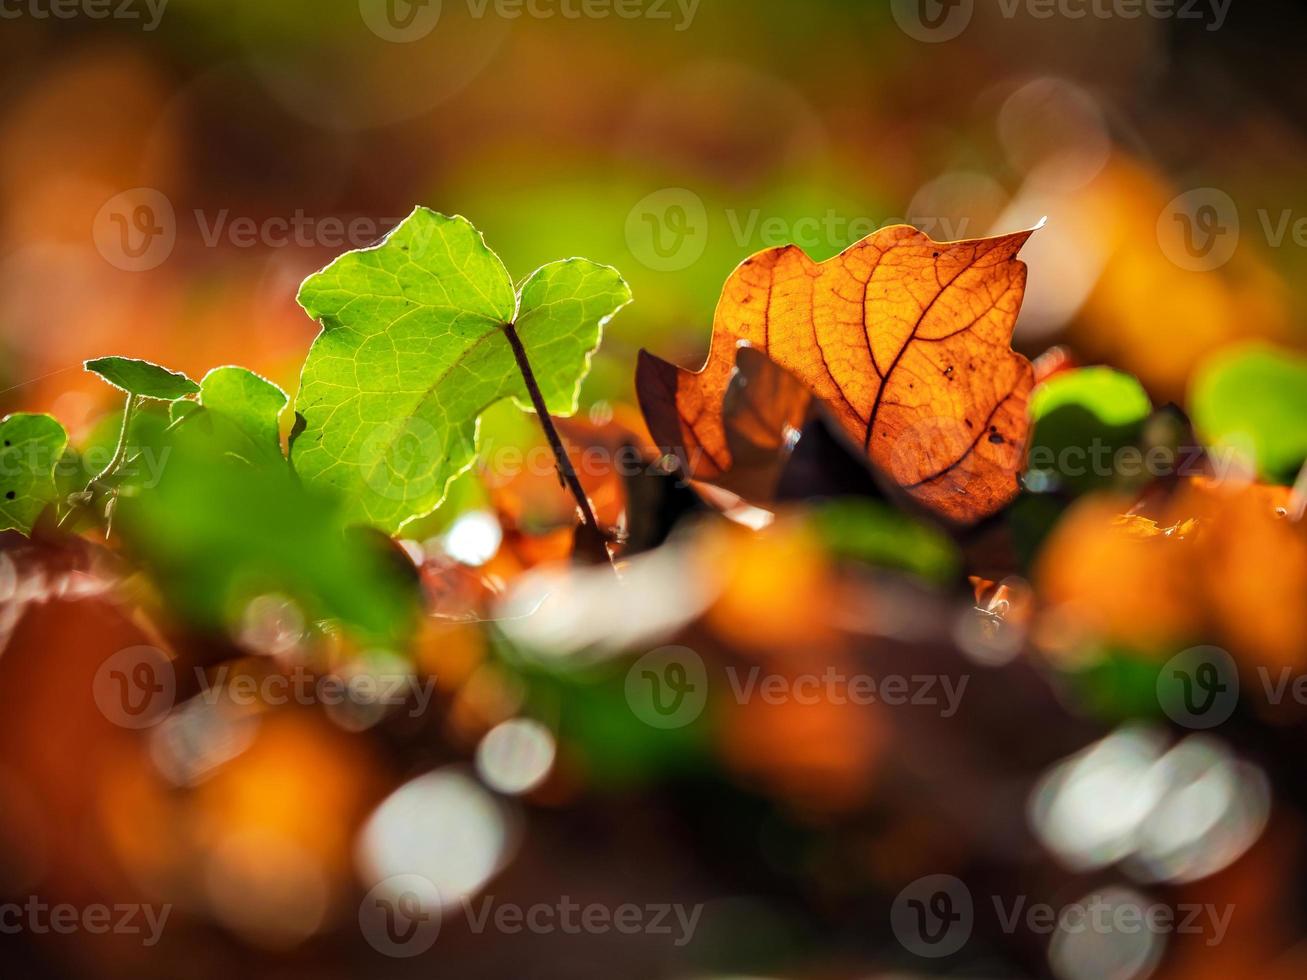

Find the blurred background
[[1, 0, 1306, 977]]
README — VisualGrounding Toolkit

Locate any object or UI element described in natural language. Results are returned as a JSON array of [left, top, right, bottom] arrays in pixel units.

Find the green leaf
[[85, 356, 200, 401], [1191, 344, 1307, 484], [806, 497, 960, 585], [1026, 367, 1152, 494], [116, 424, 418, 646], [195, 366, 289, 465], [292, 207, 631, 532], [0, 414, 68, 534]]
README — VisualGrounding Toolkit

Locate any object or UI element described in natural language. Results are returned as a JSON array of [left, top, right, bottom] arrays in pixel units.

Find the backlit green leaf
[[0, 413, 68, 534], [292, 207, 631, 532], [1191, 344, 1307, 484], [85, 356, 200, 401], [1027, 367, 1152, 493], [196, 366, 289, 465]]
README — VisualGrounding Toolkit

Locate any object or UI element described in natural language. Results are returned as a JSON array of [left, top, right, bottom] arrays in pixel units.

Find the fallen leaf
[[638, 225, 1036, 523]]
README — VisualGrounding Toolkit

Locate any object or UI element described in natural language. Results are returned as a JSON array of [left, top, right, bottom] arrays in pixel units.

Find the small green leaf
[[1030, 367, 1152, 428], [197, 366, 289, 464], [293, 207, 631, 532], [1027, 367, 1152, 493], [1191, 344, 1307, 484], [0, 413, 68, 534], [85, 356, 200, 400]]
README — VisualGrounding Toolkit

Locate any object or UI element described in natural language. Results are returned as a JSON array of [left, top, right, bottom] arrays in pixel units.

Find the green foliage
[[116, 413, 417, 647], [292, 207, 631, 533], [188, 366, 289, 467], [1027, 367, 1152, 493], [0, 414, 68, 533], [1191, 344, 1307, 484], [84, 356, 200, 401], [806, 497, 959, 585]]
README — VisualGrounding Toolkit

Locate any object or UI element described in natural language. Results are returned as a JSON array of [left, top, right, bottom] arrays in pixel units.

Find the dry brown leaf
[[638, 225, 1037, 524]]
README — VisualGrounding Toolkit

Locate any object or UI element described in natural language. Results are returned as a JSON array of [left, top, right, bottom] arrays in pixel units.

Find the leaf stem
[[501, 322, 609, 560], [96, 393, 140, 488]]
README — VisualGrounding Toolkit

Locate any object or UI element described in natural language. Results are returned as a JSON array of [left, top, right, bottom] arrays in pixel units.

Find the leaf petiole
[[501, 321, 610, 565]]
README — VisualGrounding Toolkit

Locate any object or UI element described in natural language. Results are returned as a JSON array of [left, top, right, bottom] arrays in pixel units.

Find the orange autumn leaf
[[638, 224, 1037, 524]]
